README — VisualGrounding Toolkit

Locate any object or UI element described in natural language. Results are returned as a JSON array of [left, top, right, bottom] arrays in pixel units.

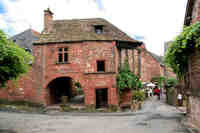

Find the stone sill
[[56, 62, 70, 65], [84, 72, 116, 75]]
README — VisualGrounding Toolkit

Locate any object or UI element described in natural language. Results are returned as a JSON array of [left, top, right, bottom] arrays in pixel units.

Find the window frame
[[57, 47, 69, 64]]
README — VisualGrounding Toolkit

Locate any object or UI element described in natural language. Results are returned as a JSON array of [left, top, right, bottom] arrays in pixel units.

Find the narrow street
[[0, 97, 188, 133]]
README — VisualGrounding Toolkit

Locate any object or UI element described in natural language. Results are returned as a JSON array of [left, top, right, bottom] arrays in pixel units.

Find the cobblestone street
[[0, 97, 188, 133]]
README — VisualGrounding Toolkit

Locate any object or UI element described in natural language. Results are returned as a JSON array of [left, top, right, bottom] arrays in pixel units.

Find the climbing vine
[[116, 57, 142, 93], [165, 22, 200, 78]]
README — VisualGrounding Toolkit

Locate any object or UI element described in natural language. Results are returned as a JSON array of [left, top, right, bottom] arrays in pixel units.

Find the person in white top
[[149, 88, 152, 97], [177, 93, 183, 106]]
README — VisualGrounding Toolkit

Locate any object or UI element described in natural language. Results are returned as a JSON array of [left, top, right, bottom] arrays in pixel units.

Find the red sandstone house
[[0, 8, 168, 108], [184, 0, 200, 128]]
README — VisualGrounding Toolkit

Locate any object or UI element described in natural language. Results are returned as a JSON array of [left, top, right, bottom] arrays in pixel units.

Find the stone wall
[[0, 68, 37, 103], [191, 0, 200, 24], [188, 49, 200, 128], [0, 41, 171, 106], [186, 0, 200, 128], [189, 96, 200, 128], [41, 41, 118, 105], [190, 49, 200, 97], [0, 41, 119, 106]]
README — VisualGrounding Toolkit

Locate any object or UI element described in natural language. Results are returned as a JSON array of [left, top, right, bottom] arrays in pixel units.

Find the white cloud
[[0, 0, 188, 55]]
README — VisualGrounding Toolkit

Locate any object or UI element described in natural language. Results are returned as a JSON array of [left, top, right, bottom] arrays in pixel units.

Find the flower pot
[[131, 101, 138, 112]]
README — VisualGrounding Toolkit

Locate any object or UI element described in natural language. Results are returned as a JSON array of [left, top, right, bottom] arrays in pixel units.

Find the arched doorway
[[47, 77, 73, 104]]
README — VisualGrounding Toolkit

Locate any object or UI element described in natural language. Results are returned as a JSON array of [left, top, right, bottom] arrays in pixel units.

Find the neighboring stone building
[[184, 0, 200, 128], [0, 8, 169, 108], [139, 45, 164, 82], [10, 29, 40, 54]]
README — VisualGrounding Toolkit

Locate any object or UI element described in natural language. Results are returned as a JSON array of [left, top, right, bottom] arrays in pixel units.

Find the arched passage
[[47, 77, 73, 104]]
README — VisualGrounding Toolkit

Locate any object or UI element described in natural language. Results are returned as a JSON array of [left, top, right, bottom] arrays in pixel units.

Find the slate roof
[[35, 18, 140, 45], [10, 29, 40, 52]]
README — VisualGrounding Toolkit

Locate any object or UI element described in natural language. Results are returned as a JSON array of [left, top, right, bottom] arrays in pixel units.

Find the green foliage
[[74, 81, 83, 94], [165, 78, 177, 88], [0, 30, 32, 87], [151, 76, 166, 88], [165, 22, 200, 78], [117, 58, 142, 93], [75, 82, 82, 88], [132, 90, 145, 102]]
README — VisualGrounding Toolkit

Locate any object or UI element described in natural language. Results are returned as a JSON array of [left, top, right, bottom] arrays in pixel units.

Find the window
[[97, 60, 105, 72], [58, 47, 68, 63], [94, 25, 104, 34]]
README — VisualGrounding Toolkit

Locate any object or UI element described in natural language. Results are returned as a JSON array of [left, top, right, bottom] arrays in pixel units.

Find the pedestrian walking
[[149, 88, 153, 97], [154, 86, 160, 100]]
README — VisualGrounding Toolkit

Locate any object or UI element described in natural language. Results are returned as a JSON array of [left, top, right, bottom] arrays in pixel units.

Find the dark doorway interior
[[96, 88, 108, 108], [48, 77, 73, 104]]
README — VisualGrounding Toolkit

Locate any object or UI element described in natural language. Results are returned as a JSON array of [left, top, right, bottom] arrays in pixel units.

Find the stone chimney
[[44, 8, 53, 33]]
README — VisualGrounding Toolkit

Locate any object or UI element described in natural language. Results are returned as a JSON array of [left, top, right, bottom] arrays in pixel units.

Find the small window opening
[[94, 25, 104, 34], [13, 40, 16, 43], [58, 47, 68, 63], [97, 60, 105, 72]]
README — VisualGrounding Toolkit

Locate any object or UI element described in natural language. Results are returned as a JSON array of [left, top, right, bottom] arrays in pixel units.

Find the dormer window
[[94, 25, 104, 34]]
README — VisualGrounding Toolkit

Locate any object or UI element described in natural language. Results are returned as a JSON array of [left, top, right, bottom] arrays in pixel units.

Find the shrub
[[132, 90, 145, 102], [75, 81, 83, 94], [165, 78, 178, 88], [117, 58, 141, 93]]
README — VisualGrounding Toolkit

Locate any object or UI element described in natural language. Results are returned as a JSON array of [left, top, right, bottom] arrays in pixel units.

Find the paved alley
[[0, 97, 188, 133]]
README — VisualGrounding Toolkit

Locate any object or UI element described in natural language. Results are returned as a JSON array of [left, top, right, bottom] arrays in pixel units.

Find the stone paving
[[0, 97, 188, 133]]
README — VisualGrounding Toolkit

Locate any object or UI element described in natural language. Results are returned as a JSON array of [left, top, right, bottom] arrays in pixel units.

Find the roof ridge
[[36, 18, 141, 45], [53, 18, 105, 22], [10, 28, 39, 38]]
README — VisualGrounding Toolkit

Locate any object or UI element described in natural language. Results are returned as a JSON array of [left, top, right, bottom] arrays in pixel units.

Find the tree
[[0, 30, 32, 87]]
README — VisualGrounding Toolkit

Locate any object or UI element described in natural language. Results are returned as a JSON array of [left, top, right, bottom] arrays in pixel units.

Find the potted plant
[[131, 90, 145, 111]]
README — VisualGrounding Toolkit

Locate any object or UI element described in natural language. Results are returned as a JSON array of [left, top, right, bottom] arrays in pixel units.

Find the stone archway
[[47, 77, 73, 105]]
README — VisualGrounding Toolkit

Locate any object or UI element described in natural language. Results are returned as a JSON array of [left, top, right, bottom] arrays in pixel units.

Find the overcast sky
[[0, 0, 188, 55]]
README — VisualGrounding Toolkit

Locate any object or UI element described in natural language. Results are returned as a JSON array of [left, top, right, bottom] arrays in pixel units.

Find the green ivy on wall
[[165, 22, 200, 79], [116, 57, 142, 93]]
